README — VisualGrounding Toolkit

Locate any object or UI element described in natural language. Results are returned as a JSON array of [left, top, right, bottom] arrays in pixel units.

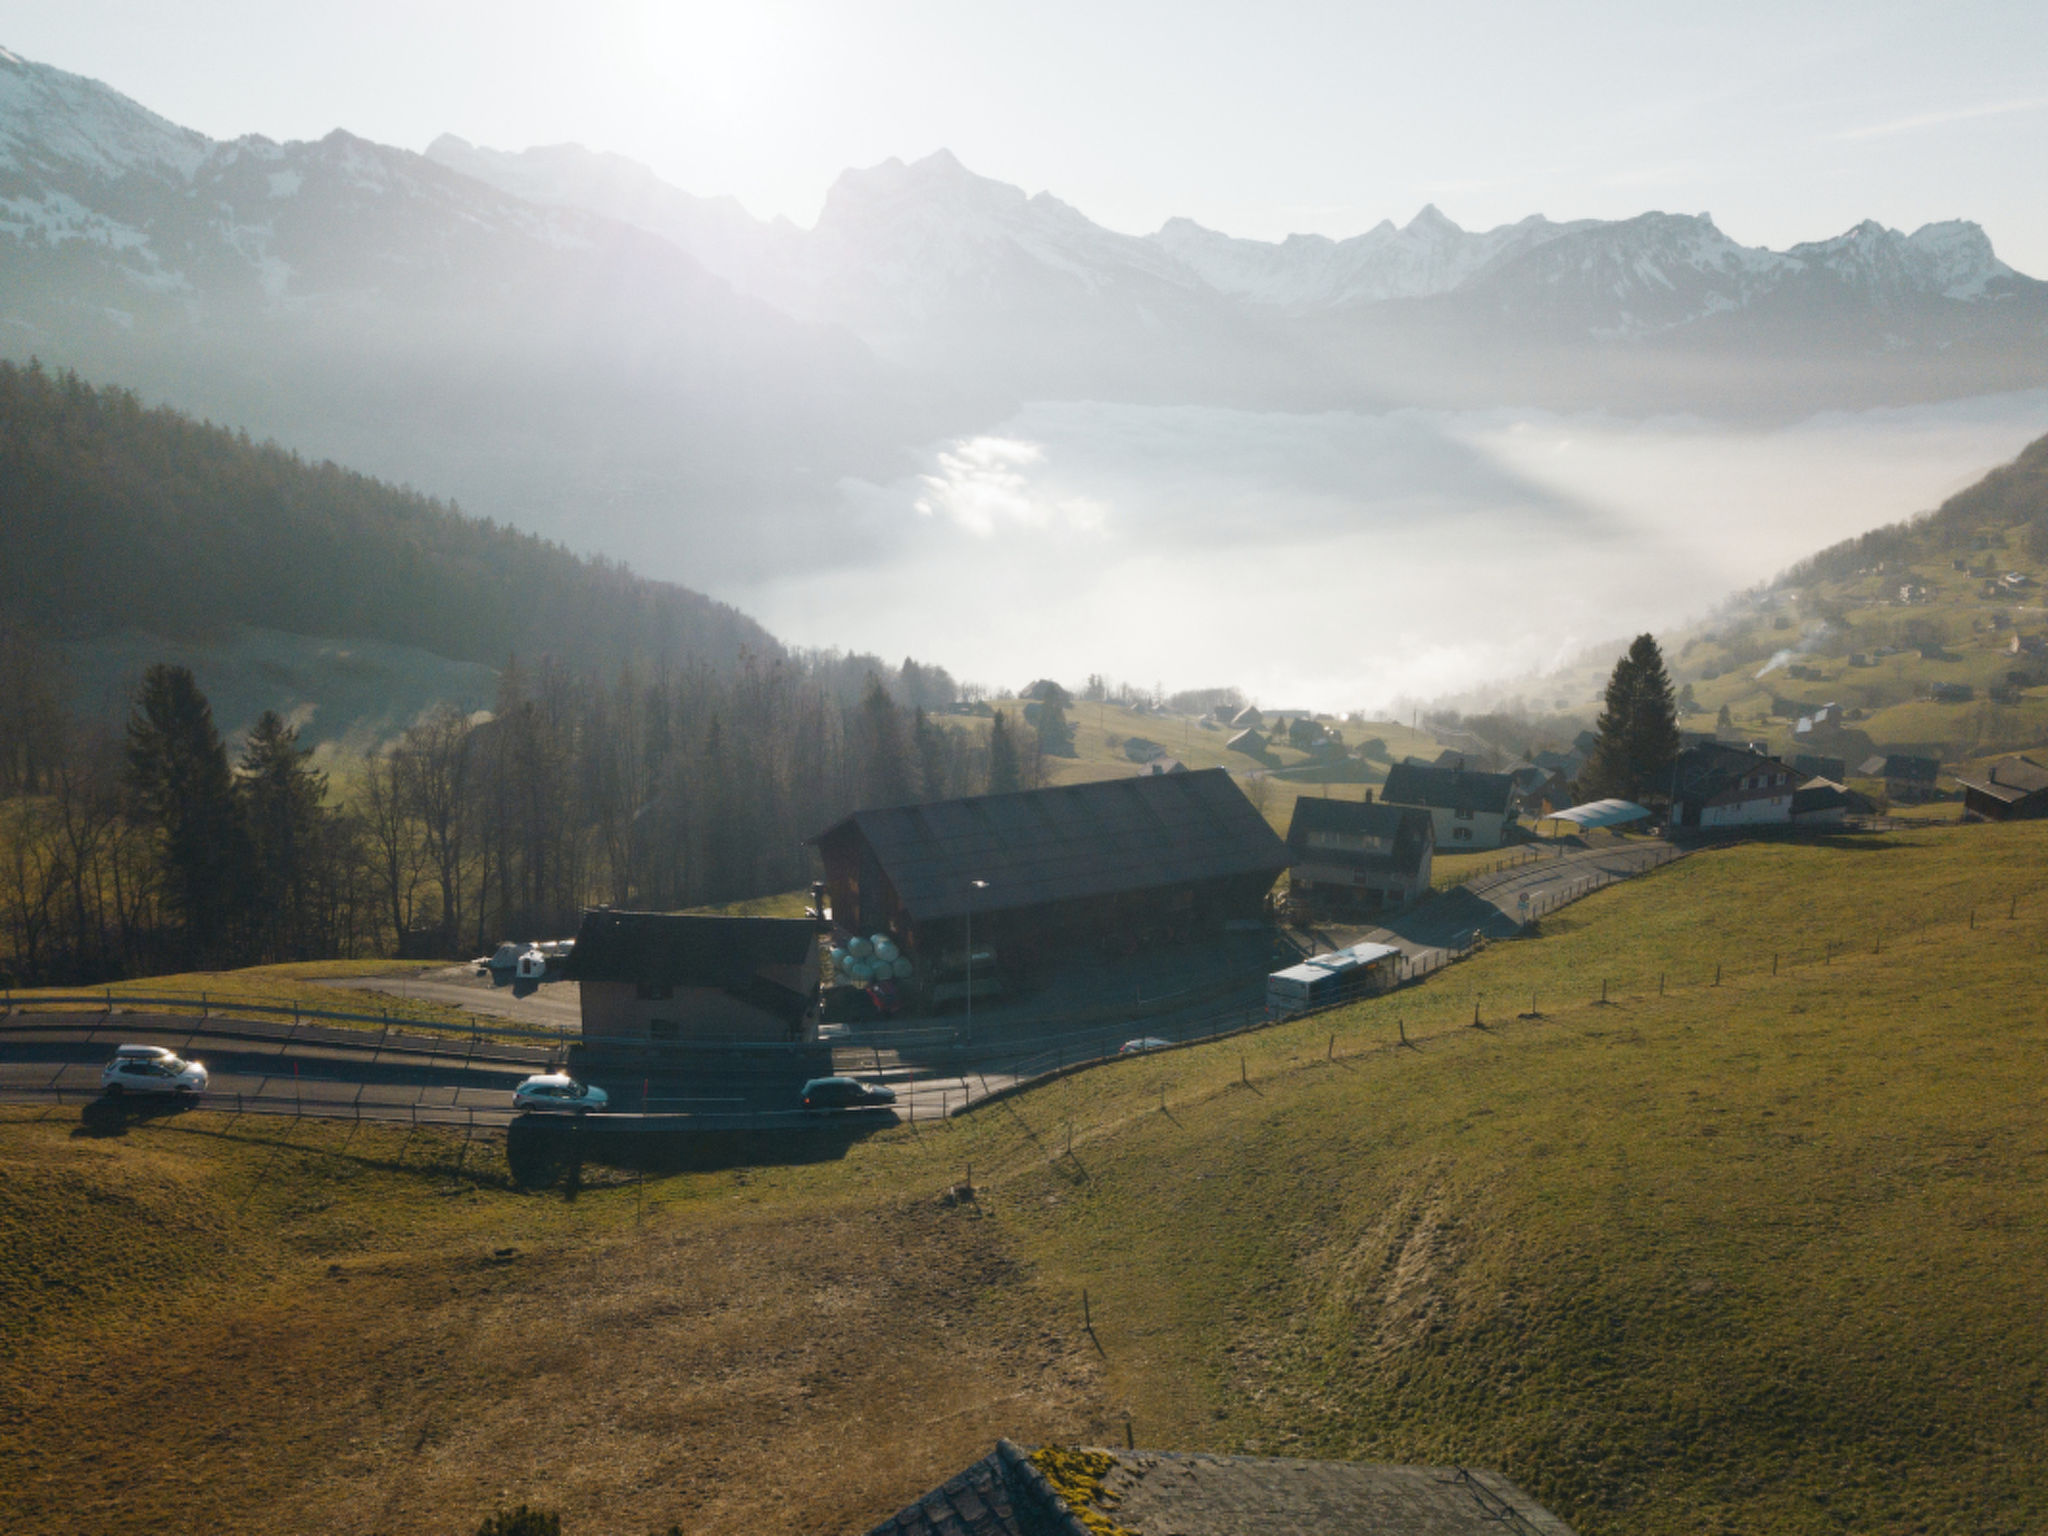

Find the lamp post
[[965, 878, 989, 1045]]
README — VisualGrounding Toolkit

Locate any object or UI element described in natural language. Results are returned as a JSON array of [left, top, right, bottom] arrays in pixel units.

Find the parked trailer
[[1266, 941, 1403, 1019]]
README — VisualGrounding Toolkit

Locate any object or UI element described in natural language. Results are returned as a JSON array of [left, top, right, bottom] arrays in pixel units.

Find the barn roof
[[562, 910, 818, 989], [1381, 762, 1517, 816], [810, 767, 1287, 923], [1284, 796, 1434, 877], [864, 1440, 1578, 1536]]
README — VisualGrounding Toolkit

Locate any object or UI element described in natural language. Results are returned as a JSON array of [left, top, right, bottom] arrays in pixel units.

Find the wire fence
[[0, 989, 568, 1043], [0, 841, 1694, 1131]]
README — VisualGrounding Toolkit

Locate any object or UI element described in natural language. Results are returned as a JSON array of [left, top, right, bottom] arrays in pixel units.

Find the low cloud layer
[[720, 390, 2048, 710]]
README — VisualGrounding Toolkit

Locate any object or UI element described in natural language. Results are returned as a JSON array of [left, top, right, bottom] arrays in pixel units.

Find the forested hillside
[[0, 361, 775, 673]]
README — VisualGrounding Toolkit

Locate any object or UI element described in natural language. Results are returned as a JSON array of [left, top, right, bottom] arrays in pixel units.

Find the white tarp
[[1540, 798, 1651, 828]]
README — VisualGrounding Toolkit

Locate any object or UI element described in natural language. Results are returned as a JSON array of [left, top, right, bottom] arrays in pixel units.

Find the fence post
[[1773, 952, 1778, 976], [1714, 963, 1721, 987]]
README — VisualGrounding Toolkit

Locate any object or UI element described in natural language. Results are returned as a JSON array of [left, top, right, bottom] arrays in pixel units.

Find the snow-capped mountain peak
[[0, 45, 211, 184]]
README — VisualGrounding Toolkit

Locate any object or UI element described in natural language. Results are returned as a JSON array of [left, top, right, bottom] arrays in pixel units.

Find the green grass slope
[[3, 823, 2044, 1534]]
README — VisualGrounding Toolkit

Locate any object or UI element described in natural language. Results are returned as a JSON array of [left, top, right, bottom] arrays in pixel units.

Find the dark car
[[799, 1076, 898, 1111]]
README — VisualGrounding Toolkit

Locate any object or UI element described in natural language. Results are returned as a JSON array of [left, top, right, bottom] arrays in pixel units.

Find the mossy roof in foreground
[[861, 1439, 1576, 1536]]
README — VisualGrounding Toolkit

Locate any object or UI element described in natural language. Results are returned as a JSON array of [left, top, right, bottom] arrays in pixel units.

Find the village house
[[1284, 795, 1434, 915], [1953, 755, 2048, 821], [561, 910, 823, 1044], [1380, 761, 1519, 849], [1668, 743, 1800, 830], [1859, 753, 1942, 803]]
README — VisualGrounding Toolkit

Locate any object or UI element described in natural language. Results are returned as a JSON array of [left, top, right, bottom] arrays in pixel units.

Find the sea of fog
[[719, 390, 2048, 711]]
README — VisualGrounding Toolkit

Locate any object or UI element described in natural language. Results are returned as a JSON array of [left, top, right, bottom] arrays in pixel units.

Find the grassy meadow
[[4, 821, 2045, 1534], [7, 959, 479, 1033]]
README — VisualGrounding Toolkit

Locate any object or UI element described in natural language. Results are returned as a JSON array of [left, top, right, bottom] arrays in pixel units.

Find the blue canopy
[[1538, 798, 1651, 829]]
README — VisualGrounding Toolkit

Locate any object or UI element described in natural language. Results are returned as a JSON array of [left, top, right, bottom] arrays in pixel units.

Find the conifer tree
[[1584, 634, 1682, 803], [239, 710, 329, 960], [986, 709, 1022, 794], [125, 664, 252, 964]]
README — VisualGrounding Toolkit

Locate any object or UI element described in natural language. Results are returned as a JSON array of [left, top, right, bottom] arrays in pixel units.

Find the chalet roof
[[1381, 762, 1517, 816], [1879, 753, 1941, 781], [1953, 755, 2048, 805], [865, 1441, 1577, 1536], [561, 910, 818, 989], [1285, 796, 1434, 877], [810, 768, 1288, 923], [1671, 743, 1795, 804]]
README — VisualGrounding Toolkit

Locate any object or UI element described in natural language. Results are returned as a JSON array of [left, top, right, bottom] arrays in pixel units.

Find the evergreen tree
[[1033, 690, 1076, 757], [125, 665, 252, 964], [239, 710, 329, 960], [1716, 703, 1734, 732], [856, 677, 915, 806], [986, 710, 1022, 795], [1584, 634, 1682, 803]]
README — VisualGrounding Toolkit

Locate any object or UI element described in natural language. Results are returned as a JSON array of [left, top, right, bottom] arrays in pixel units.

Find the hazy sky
[[7, 0, 2048, 270]]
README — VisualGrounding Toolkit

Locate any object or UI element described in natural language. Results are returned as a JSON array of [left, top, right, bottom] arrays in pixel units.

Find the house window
[[1452, 826, 1474, 842], [649, 1019, 678, 1040], [1454, 806, 1475, 820], [636, 981, 674, 1001]]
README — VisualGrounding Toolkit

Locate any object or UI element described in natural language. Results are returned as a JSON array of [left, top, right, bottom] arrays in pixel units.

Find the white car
[[512, 1074, 609, 1115], [101, 1048, 208, 1098]]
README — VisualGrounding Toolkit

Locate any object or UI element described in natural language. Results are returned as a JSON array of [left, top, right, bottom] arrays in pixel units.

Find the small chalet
[[1380, 761, 1518, 849], [561, 910, 822, 1044], [808, 768, 1288, 972], [1859, 753, 1942, 803], [1669, 743, 1798, 830], [865, 1440, 1577, 1536], [1954, 755, 2048, 821], [1285, 796, 1434, 914]]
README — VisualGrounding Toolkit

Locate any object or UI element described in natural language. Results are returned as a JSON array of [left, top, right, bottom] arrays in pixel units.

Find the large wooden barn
[[809, 768, 1288, 971]]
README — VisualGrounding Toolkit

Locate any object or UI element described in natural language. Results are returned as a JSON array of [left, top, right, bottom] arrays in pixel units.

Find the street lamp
[[965, 878, 989, 1044]]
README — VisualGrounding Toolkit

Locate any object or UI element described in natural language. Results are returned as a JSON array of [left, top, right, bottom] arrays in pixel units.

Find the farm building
[[808, 768, 1288, 974], [865, 1439, 1577, 1536], [1380, 762, 1518, 849], [1859, 753, 1942, 803], [562, 910, 822, 1044], [1953, 755, 2048, 821], [1669, 744, 1799, 830], [1284, 796, 1434, 915]]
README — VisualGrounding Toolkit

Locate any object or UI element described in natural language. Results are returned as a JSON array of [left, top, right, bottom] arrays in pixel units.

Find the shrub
[[477, 1508, 561, 1536]]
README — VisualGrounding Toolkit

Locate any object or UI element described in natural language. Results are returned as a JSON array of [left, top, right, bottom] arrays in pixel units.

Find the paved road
[[1, 839, 1680, 1132], [1304, 839, 1681, 969]]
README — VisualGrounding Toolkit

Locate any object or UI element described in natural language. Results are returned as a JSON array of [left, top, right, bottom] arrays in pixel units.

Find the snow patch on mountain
[[0, 46, 208, 182]]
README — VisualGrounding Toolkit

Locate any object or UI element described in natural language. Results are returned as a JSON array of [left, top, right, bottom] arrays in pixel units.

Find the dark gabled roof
[[1882, 753, 1941, 781], [864, 1441, 1078, 1536], [1285, 797, 1434, 877], [1671, 743, 1795, 803], [810, 768, 1288, 923], [1954, 755, 2048, 805], [868, 1442, 1579, 1536], [561, 910, 817, 989], [1381, 763, 1516, 816]]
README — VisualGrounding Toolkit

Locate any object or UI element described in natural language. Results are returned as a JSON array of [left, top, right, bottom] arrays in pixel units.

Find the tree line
[[0, 649, 1046, 987]]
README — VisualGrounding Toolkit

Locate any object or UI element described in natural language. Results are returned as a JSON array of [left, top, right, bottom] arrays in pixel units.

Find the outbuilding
[[562, 909, 822, 1044], [1954, 755, 2048, 821]]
